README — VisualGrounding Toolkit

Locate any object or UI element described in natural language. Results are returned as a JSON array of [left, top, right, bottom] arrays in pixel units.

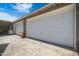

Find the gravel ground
[[0, 35, 78, 56]]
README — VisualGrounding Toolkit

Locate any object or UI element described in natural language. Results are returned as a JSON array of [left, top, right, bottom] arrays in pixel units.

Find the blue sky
[[0, 3, 47, 21]]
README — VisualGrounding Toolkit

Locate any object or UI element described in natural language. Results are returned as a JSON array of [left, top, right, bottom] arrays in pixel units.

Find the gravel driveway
[[0, 35, 78, 56]]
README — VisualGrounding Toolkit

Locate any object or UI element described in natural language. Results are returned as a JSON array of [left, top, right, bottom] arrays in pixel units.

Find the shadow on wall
[[0, 43, 9, 56]]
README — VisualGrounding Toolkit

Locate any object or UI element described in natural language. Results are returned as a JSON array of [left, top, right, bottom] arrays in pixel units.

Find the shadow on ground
[[0, 34, 12, 37], [0, 43, 9, 56]]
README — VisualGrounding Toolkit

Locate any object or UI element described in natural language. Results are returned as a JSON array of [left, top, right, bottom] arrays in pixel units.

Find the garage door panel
[[27, 4, 75, 47], [15, 21, 23, 36]]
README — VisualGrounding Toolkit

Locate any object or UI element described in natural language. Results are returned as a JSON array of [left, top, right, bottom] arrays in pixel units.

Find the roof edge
[[13, 3, 71, 24]]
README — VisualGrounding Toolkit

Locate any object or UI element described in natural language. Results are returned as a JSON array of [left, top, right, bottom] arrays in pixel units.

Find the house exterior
[[0, 20, 12, 34], [13, 3, 79, 52]]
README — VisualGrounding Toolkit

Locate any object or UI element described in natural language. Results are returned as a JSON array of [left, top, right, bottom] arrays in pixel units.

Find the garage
[[0, 20, 12, 35], [14, 21, 23, 36], [27, 4, 75, 48]]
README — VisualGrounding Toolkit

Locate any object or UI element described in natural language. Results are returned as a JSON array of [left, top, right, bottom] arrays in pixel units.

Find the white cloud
[[0, 8, 4, 10], [13, 3, 32, 13], [0, 12, 17, 21]]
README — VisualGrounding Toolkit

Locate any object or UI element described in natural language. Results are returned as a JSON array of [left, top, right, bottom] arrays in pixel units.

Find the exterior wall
[[26, 4, 75, 48], [76, 4, 79, 52], [23, 19, 26, 37], [0, 21, 11, 34], [13, 24, 16, 34], [0, 26, 9, 34], [14, 21, 23, 36]]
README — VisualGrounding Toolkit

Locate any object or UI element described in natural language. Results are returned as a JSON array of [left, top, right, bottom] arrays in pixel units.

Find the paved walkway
[[0, 35, 78, 56]]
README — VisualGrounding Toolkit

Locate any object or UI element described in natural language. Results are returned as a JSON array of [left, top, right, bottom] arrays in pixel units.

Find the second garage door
[[15, 21, 23, 36], [27, 4, 75, 48]]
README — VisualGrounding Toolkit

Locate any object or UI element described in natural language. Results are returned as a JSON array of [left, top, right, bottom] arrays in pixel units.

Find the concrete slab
[[0, 35, 78, 56]]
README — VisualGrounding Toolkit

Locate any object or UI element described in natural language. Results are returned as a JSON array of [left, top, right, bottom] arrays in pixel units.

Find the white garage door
[[27, 4, 75, 48], [15, 21, 23, 36]]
